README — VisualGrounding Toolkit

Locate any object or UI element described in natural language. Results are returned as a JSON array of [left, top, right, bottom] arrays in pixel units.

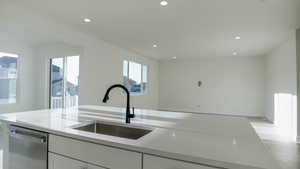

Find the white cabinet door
[[143, 155, 218, 169], [49, 134, 141, 169], [49, 153, 87, 169], [49, 153, 106, 169], [87, 164, 106, 169]]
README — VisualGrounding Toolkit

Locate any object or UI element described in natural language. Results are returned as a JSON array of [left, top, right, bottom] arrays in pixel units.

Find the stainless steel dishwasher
[[8, 125, 48, 169]]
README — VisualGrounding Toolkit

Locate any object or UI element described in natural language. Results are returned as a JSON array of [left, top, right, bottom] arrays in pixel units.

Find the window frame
[[49, 55, 80, 109], [123, 60, 148, 95], [0, 52, 20, 105]]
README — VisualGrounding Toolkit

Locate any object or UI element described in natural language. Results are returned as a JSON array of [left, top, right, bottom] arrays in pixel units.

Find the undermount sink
[[73, 122, 152, 140]]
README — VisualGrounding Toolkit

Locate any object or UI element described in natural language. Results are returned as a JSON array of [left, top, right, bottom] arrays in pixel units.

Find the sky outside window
[[129, 61, 142, 84]]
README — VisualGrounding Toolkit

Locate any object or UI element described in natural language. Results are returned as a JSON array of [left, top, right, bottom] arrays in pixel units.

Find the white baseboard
[[297, 136, 300, 144]]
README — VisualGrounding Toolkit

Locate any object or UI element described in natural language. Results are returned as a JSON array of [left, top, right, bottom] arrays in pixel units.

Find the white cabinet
[[87, 164, 106, 169], [49, 153, 105, 169], [49, 153, 86, 169], [49, 134, 142, 169], [49, 135, 219, 169], [143, 155, 218, 169]]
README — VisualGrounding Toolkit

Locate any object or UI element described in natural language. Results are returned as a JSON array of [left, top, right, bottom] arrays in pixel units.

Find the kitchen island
[[0, 105, 280, 169]]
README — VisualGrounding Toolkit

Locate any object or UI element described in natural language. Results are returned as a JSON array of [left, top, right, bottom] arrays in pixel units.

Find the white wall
[[0, 36, 38, 113], [35, 42, 159, 110], [34, 43, 83, 109], [158, 56, 265, 116], [1, 1, 159, 111], [2, 0, 298, 121], [265, 32, 297, 122], [79, 46, 159, 109]]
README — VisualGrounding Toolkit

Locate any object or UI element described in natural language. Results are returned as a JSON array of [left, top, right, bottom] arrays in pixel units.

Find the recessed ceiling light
[[153, 44, 158, 48], [233, 52, 238, 56], [172, 56, 177, 59], [160, 0, 168, 6], [235, 36, 241, 40], [84, 18, 91, 23]]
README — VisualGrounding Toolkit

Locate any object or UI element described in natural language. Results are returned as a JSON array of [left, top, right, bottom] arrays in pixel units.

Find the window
[[50, 56, 80, 109], [0, 52, 18, 104], [123, 60, 148, 94]]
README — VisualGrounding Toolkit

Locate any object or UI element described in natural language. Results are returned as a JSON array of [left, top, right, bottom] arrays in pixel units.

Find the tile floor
[[250, 118, 300, 169]]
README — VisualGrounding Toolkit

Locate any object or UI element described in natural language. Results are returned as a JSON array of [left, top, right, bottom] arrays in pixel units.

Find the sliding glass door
[[49, 56, 79, 109]]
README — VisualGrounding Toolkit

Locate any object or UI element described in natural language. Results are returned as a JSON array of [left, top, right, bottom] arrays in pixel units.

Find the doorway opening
[[274, 93, 297, 141], [49, 56, 80, 109]]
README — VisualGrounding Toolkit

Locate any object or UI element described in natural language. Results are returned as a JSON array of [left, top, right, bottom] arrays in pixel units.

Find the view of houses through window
[[0, 52, 18, 104], [50, 56, 79, 109], [123, 60, 148, 94]]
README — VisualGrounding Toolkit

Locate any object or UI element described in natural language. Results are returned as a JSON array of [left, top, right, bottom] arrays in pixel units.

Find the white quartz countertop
[[0, 105, 280, 169]]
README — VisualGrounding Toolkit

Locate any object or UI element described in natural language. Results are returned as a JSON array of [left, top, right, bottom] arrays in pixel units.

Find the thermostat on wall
[[198, 81, 202, 87]]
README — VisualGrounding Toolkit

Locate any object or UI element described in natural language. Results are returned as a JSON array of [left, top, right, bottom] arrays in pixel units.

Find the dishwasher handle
[[9, 129, 47, 144]]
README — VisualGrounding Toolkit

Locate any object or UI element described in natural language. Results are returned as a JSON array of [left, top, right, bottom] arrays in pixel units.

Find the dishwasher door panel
[[8, 126, 48, 169]]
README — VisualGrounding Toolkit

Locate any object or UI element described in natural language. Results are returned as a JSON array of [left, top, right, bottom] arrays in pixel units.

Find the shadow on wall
[[274, 93, 297, 140]]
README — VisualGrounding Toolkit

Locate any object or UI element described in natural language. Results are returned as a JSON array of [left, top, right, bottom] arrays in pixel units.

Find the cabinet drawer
[[49, 153, 106, 169], [88, 164, 106, 169], [49, 134, 141, 169], [49, 153, 87, 169], [143, 155, 218, 169]]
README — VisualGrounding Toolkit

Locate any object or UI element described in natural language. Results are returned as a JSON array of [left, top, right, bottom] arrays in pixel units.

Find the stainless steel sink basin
[[73, 122, 152, 140]]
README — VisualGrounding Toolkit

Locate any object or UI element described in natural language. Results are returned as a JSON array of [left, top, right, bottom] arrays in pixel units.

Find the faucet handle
[[131, 107, 135, 118]]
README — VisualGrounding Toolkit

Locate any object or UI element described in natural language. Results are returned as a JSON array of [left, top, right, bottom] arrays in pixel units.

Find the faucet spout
[[102, 84, 134, 123]]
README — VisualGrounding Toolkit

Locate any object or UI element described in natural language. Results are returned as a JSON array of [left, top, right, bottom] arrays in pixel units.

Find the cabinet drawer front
[[49, 153, 87, 169], [88, 164, 107, 169], [144, 155, 218, 169], [49, 153, 106, 169], [49, 135, 141, 169]]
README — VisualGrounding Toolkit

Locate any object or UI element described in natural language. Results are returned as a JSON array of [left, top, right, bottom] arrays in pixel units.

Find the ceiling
[[9, 0, 300, 59]]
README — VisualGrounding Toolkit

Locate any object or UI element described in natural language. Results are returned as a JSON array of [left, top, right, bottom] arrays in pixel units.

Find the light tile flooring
[[249, 118, 300, 169]]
